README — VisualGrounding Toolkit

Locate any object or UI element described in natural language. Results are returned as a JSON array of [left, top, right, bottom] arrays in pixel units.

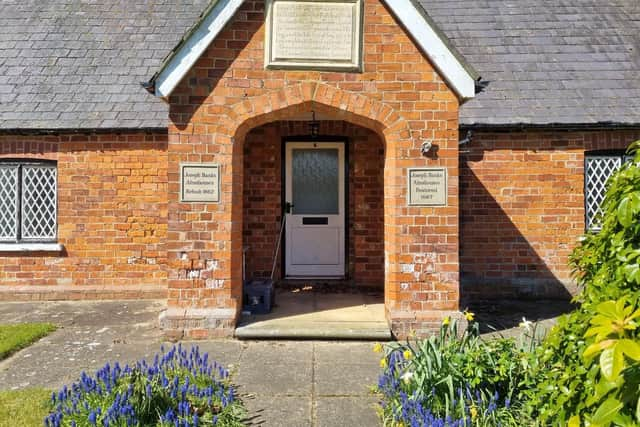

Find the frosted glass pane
[[292, 148, 339, 215]]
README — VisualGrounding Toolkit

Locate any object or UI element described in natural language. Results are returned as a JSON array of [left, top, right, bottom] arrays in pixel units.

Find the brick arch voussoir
[[229, 82, 412, 146]]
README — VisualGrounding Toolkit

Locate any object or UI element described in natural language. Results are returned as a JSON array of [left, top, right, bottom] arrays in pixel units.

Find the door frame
[[281, 135, 350, 279]]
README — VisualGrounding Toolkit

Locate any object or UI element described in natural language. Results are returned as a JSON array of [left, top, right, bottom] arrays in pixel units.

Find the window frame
[[0, 159, 58, 244], [584, 150, 630, 231]]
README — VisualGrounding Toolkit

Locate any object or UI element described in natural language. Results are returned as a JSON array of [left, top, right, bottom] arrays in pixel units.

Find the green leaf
[[618, 197, 633, 227], [569, 415, 581, 427], [618, 339, 640, 360], [585, 340, 616, 359], [636, 395, 640, 422], [600, 346, 624, 381], [597, 301, 619, 319], [591, 396, 624, 425]]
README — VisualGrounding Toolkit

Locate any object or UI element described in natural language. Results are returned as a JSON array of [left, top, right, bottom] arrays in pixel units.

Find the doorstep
[[235, 287, 391, 340]]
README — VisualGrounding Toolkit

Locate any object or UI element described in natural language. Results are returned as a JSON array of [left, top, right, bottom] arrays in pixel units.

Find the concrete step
[[235, 320, 392, 340]]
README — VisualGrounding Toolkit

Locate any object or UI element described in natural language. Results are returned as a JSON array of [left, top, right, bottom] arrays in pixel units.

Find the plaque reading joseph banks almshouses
[[180, 163, 220, 203], [408, 168, 448, 206], [265, 0, 363, 70]]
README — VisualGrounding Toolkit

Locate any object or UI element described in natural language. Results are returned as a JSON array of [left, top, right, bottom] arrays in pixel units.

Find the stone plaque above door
[[265, 0, 363, 71]]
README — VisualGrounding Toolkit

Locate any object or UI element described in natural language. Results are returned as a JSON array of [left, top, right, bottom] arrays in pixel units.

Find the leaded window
[[0, 160, 57, 243], [585, 151, 631, 230]]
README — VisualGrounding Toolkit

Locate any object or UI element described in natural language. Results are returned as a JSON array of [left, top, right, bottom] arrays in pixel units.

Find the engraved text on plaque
[[180, 163, 220, 203], [407, 168, 448, 206], [266, 0, 363, 70]]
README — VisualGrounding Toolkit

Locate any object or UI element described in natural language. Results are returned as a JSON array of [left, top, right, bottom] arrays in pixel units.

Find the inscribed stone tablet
[[180, 163, 220, 203], [265, 0, 363, 70], [407, 168, 448, 206]]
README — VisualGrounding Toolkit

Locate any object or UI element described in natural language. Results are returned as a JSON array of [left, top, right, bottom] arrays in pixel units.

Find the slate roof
[[422, 0, 640, 127], [0, 0, 208, 131], [1, 0, 639, 130]]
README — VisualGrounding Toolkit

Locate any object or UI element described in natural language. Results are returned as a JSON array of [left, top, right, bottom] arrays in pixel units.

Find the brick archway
[[163, 82, 462, 340], [224, 82, 413, 329]]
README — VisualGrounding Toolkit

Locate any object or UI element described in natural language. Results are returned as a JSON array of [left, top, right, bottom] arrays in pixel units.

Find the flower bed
[[375, 316, 535, 427], [45, 345, 245, 427]]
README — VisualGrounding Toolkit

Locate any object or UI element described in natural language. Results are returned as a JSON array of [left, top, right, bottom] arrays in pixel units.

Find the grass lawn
[[0, 388, 51, 427], [0, 322, 56, 360], [0, 324, 57, 425]]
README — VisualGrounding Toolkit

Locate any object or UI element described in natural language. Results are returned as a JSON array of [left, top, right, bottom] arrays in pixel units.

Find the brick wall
[[460, 129, 640, 300], [0, 132, 168, 299], [164, 0, 461, 338], [242, 120, 385, 287]]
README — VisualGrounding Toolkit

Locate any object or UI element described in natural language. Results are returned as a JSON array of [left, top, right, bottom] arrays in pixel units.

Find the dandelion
[[464, 310, 475, 322], [380, 358, 388, 368], [403, 349, 412, 360], [373, 342, 383, 353], [442, 316, 451, 326]]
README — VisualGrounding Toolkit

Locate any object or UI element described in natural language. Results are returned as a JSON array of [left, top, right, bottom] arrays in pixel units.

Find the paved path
[[0, 300, 381, 426]]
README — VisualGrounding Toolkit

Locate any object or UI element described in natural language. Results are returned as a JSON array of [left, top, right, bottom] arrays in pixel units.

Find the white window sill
[[0, 243, 64, 252]]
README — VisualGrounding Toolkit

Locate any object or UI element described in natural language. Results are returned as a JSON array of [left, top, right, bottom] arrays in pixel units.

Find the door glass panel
[[292, 148, 339, 215]]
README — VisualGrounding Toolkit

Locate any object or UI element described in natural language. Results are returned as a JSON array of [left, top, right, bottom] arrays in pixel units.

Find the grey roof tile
[[420, 0, 640, 126], [1, 0, 639, 129], [0, 0, 209, 130]]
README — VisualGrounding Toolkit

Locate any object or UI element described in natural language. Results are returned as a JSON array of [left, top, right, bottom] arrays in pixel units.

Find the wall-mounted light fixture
[[420, 139, 433, 155], [309, 111, 320, 138]]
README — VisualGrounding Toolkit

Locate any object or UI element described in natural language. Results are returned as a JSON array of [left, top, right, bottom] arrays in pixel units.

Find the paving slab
[[236, 360, 313, 396], [244, 396, 312, 427], [314, 362, 378, 397], [314, 342, 380, 366], [315, 397, 381, 427], [239, 341, 314, 367]]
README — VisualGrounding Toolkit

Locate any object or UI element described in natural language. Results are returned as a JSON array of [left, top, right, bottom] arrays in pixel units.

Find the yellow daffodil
[[373, 342, 383, 353], [442, 316, 451, 326], [470, 406, 478, 419], [380, 358, 387, 368], [464, 310, 475, 322], [403, 349, 412, 360]]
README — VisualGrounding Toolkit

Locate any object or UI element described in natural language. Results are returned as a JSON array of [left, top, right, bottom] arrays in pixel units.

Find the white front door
[[285, 141, 345, 277]]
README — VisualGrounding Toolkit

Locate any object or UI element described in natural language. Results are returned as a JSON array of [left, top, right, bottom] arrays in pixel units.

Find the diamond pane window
[[22, 166, 57, 240], [0, 161, 57, 242], [585, 153, 627, 230], [0, 166, 19, 241]]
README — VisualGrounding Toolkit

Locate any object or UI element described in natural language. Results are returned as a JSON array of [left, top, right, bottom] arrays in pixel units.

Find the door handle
[[284, 202, 294, 214]]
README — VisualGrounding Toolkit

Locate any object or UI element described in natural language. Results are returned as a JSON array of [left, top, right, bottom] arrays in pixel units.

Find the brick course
[[460, 129, 640, 299], [0, 132, 168, 298]]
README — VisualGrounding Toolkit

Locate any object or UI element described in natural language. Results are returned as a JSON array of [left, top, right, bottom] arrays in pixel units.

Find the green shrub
[[525, 141, 640, 425]]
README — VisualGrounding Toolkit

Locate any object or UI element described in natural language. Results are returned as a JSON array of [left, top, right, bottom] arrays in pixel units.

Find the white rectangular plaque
[[180, 163, 220, 203], [407, 168, 448, 206], [265, 0, 363, 71]]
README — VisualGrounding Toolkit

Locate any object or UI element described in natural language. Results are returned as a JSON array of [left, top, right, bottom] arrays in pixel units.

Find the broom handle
[[271, 213, 286, 281]]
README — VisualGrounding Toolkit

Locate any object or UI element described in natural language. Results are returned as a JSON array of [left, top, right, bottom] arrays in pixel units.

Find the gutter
[[0, 127, 168, 136], [460, 122, 640, 133]]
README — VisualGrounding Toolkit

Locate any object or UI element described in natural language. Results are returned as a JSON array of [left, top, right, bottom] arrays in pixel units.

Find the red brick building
[[1, 0, 638, 338]]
